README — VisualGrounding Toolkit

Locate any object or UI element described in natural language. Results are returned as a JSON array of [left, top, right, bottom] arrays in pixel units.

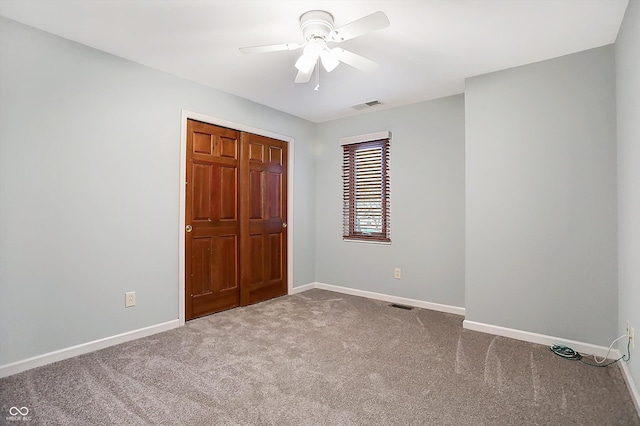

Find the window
[[342, 132, 391, 242]]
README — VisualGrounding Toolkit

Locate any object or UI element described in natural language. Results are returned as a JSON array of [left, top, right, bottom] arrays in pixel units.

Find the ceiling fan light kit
[[239, 10, 390, 87], [320, 49, 340, 72], [294, 38, 324, 73]]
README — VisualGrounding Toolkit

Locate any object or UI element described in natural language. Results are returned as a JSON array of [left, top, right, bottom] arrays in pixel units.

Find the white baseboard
[[618, 360, 640, 416], [289, 283, 316, 294], [301, 282, 465, 316], [463, 319, 624, 359], [0, 319, 180, 378]]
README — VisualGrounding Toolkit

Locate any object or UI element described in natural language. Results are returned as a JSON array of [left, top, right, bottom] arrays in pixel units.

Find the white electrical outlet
[[394, 268, 401, 279], [125, 291, 136, 308], [627, 320, 635, 350]]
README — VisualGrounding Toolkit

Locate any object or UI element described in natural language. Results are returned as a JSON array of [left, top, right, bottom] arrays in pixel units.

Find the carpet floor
[[1, 289, 638, 425]]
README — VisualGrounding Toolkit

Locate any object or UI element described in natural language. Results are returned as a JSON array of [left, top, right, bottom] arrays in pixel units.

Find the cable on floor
[[550, 334, 631, 368]]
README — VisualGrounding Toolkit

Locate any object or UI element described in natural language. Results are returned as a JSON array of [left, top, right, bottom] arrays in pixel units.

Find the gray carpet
[[1, 289, 638, 425]]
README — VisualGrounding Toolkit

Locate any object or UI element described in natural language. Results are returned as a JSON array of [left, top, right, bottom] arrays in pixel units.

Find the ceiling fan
[[239, 10, 390, 84]]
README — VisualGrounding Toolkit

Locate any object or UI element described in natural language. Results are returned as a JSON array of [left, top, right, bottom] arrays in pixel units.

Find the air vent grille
[[352, 100, 382, 110], [389, 304, 413, 310]]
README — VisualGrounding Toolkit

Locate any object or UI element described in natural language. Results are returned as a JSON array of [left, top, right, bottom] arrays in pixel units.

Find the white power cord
[[591, 334, 628, 364]]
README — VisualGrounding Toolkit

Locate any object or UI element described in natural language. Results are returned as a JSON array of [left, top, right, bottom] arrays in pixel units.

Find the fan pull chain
[[314, 58, 320, 91]]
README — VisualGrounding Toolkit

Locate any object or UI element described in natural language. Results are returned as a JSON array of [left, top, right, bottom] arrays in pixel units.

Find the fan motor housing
[[300, 10, 334, 40]]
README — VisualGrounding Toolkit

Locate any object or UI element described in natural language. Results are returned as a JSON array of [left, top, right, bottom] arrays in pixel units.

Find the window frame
[[341, 132, 391, 243]]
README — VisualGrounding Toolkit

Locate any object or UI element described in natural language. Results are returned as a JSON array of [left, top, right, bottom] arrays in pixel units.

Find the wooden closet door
[[185, 120, 240, 320], [240, 133, 288, 305]]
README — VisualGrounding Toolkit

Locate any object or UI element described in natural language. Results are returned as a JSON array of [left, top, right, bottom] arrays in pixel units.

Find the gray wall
[[616, 0, 640, 394], [0, 17, 316, 366], [314, 96, 466, 307], [465, 46, 617, 346]]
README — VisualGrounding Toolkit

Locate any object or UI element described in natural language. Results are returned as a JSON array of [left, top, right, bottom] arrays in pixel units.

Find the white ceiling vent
[[351, 100, 382, 110]]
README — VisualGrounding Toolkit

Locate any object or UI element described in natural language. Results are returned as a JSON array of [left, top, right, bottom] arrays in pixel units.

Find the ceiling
[[0, 0, 629, 123]]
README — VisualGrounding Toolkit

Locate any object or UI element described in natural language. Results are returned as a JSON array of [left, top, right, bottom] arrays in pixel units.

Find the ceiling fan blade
[[334, 48, 379, 72], [294, 67, 314, 83], [329, 11, 390, 43], [239, 42, 303, 54]]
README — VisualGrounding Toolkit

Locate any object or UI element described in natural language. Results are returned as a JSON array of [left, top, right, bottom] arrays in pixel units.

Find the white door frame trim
[[179, 110, 295, 326]]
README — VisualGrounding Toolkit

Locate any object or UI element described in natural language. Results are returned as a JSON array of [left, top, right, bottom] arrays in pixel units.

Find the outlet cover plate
[[125, 291, 136, 308]]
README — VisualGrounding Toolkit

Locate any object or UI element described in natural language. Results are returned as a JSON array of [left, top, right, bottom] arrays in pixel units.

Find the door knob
[[282, 222, 287, 228], [185, 225, 193, 232]]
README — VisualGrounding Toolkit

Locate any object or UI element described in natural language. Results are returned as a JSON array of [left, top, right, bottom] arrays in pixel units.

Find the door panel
[[215, 235, 238, 291], [249, 169, 264, 219], [192, 163, 213, 221], [191, 236, 212, 295], [269, 145, 282, 164], [240, 133, 288, 305], [186, 120, 240, 320], [269, 232, 283, 280], [249, 142, 264, 162], [193, 131, 213, 155], [219, 166, 237, 220], [249, 234, 265, 285], [267, 172, 282, 218]]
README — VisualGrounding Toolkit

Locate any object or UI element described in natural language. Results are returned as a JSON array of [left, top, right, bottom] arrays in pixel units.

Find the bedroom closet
[[185, 119, 288, 320]]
